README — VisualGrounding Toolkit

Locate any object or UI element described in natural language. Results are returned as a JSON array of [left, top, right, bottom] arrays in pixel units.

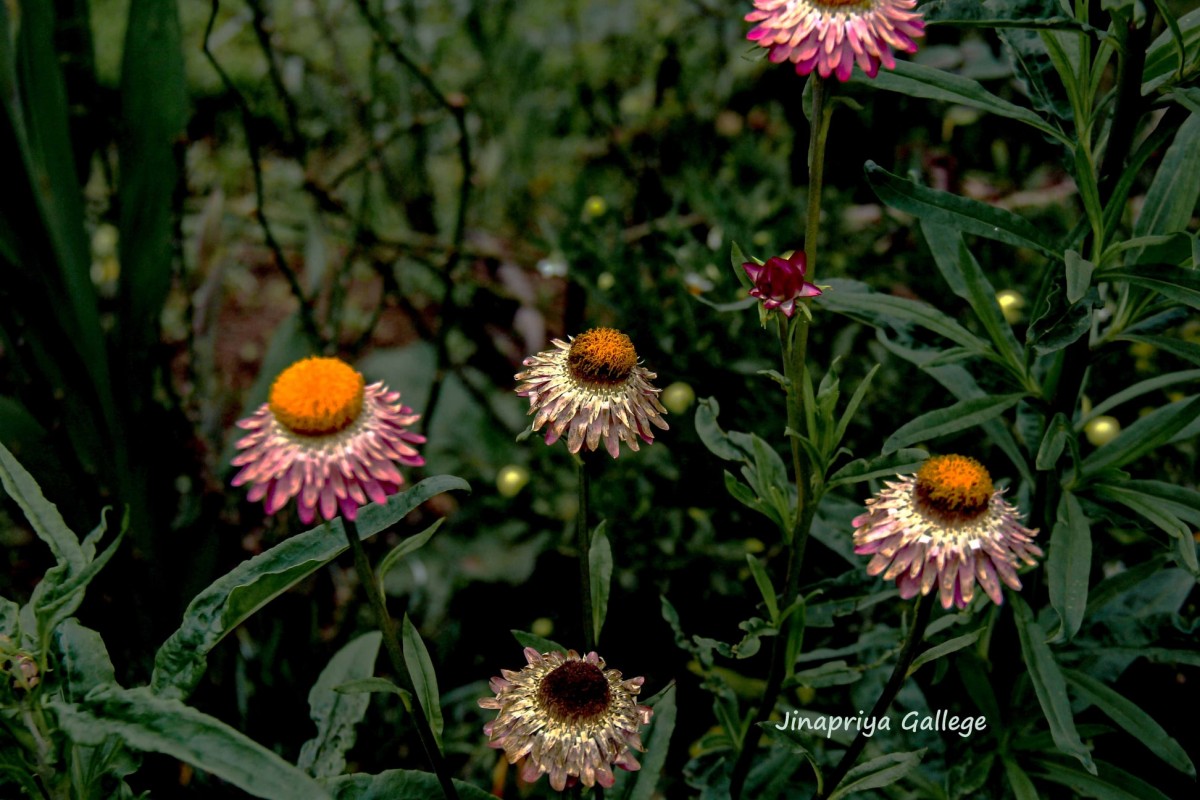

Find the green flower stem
[[729, 75, 832, 799], [342, 516, 460, 800], [815, 594, 932, 800], [575, 451, 596, 653]]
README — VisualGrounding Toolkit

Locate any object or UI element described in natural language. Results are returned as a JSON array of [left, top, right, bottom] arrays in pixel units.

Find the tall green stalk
[[576, 452, 596, 653], [341, 517, 460, 800]]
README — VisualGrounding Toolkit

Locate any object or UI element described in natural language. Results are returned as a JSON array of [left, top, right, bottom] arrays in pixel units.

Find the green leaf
[[745, 555, 779, 624], [1130, 111, 1200, 261], [324, 768, 495, 800], [621, 683, 676, 800], [864, 161, 1059, 259], [1036, 412, 1072, 471], [1061, 668, 1195, 777], [1027, 283, 1099, 357], [849, 60, 1067, 143], [51, 687, 329, 800], [1003, 758, 1040, 800], [0, 440, 84, 573], [401, 615, 442, 750], [510, 630, 569, 656], [376, 519, 444, 595], [906, 630, 982, 678], [589, 521, 613, 644], [1084, 553, 1170, 617], [1081, 395, 1200, 476], [826, 449, 928, 488], [827, 749, 926, 800], [333, 677, 411, 702], [1033, 758, 1173, 800], [816, 279, 992, 354], [730, 241, 754, 291], [1091, 483, 1198, 573], [832, 364, 880, 451], [298, 633, 383, 779], [151, 476, 469, 699], [116, 0, 187, 357], [1046, 492, 1091, 643], [1081, 370, 1200, 425], [1064, 251, 1095, 304], [921, 224, 1024, 378], [882, 393, 1025, 455], [1144, 8, 1200, 93], [1101, 263, 1200, 310], [694, 397, 753, 462], [54, 618, 118, 701], [1012, 594, 1095, 774], [1115, 334, 1200, 367]]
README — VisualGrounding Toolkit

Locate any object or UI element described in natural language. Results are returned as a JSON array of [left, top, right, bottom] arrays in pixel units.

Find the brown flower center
[[538, 660, 611, 721], [818, 0, 869, 8], [268, 357, 365, 436], [567, 328, 638, 385], [915, 455, 993, 523]]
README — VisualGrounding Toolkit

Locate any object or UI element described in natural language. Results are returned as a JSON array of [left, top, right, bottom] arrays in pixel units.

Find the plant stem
[[815, 594, 933, 800], [342, 516, 460, 800], [576, 451, 596, 652], [729, 75, 831, 799]]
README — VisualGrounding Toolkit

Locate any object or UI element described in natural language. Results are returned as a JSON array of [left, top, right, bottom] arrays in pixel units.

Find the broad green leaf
[[1046, 492, 1091, 642], [0, 440, 84, 573], [826, 450, 928, 488], [827, 749, 926, 800], [1062, 668, 1195, 777], [817, 279, 992, 354], [376, 519, 444, 595], [298, 633, 383, 779], [1081, 395, 1200, 476], [51, 686, 329, 800], [324, 769, 493, 800], [1081, 370, 1200, 425], [116, 0, 186, 358], [510, 630, 568, 656], [54, 619, 118, 701], [1012, 594, 1095, 774], [622, 683, 676, 800], [906, 630, 982, 678], [1026, 283, 1099, 357], [1033, 758, 1173, 800], [865, 161, 1059, 258], [151, 476, 469, 699], [882, 393, 1026, 455], [849, 60, 1067, 143], [589, 522, 613, 644], [694, 398, 753, 462], [745, 555, 779, 624], [401, 615, 443, 750], [921, 224, 1024, 378]]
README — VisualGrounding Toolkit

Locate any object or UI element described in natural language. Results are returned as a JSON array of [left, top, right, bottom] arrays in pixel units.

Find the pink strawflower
[[479, 648, 653, 791], [743, 250, 821, 318], [746, 0, 925, 82], [852, 455, 1043, 610], [231, 357, 425, 524]]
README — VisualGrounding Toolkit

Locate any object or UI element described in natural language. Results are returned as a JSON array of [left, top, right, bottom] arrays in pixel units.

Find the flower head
[[746, 0, 925, 82], [515, 329, 668, 458], [479, 648, 653, 791], [231, 356, 425, 524], [852, 455, 1043, 610], [743, 250, 821, 317]]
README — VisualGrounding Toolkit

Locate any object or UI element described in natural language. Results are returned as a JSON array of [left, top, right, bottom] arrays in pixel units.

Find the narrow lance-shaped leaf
[[401, 614, 443, 750], [827, 749, 927, 800], [1081, 396, 1200, 476], [882, 393, 1026, 455], [589, 522, 613, 645], [1011, 594, 1095, 774], [621, 683, 677, 800], [1046, 492, 1091, 642]]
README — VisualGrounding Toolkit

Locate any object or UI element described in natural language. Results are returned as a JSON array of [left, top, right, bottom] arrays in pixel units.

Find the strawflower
[[746, 0, 925, 82], [743, 250, 821, 317], [852, 455, 1043, 610], [515, 328, 668, 458], [479, 648, 653, 791], [231, 356, 425, 524]]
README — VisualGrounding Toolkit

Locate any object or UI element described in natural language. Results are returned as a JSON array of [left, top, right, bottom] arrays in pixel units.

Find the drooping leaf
[[151, 476, 469, 699], [298, 633, 383, 779]]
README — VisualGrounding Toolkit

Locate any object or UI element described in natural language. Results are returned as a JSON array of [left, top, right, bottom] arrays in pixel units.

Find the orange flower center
[[268, 357, 365, 436], [567, 328, 638, 385], [539, 660, 611, 721], [914, 455, 993, 522]]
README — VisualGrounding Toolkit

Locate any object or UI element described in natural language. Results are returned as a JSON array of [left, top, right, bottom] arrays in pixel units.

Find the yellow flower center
[[268, 357, 365, 436], [567, 328, 639, 386], [539, 660, 611, 721], [915, 455, 994, 522]]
